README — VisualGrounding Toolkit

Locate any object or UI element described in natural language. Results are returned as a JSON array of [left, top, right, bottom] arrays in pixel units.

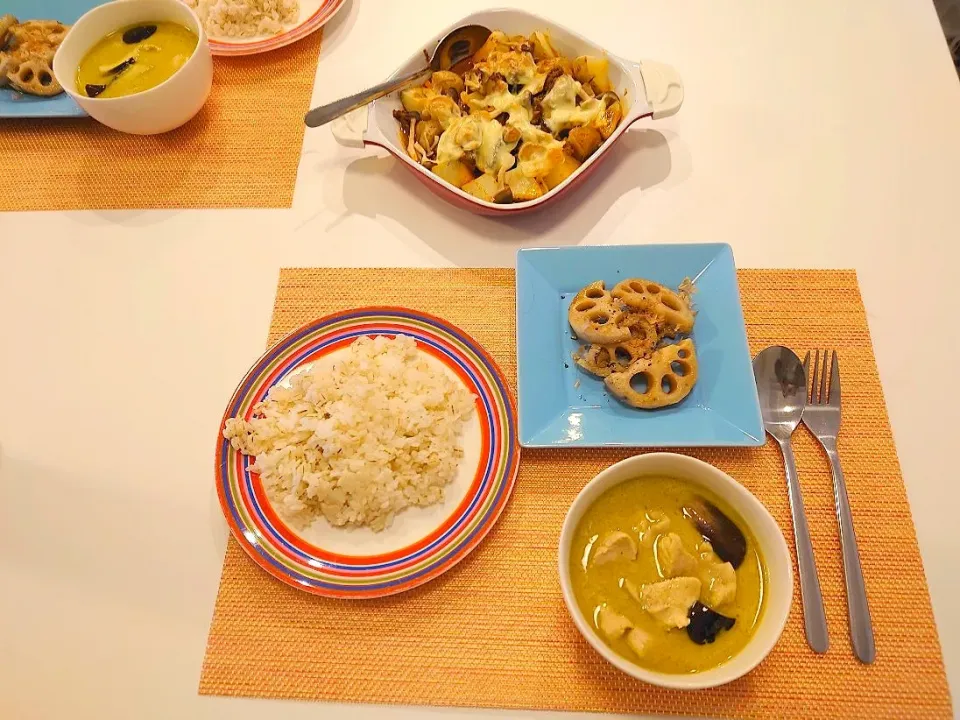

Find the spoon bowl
[[753, 346, 806, 442], [304, 24, 492, 128], [433, 25, 491, 72]]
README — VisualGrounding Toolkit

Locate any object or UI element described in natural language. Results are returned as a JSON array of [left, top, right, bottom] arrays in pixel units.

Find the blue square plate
[[516, 244, 764, 448], [0, 0, 93, 118]]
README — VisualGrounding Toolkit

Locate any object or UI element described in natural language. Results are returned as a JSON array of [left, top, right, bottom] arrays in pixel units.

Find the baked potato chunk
[[572, 55, 612, 93], [505, 168, 547, 201], [433, 160, 475, 189], [424, 95, 461, 129], [462, 173, 504, 202], [594, 99, 623, 140], [400, 87, 434, 114], [518, 142, 564, 178], [565, 126, 603, 162], [471, 32, 501, 63], [429, 70, 464, 95], [536, 56, 574, 78], [415, 119, 443, 152], [542, 153, 581, 190], [530, 30, 559, 60]]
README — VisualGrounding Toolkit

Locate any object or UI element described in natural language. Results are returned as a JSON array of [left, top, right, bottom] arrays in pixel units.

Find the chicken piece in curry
[[393, 30, 624, 203], [570, 476, 768, 674]]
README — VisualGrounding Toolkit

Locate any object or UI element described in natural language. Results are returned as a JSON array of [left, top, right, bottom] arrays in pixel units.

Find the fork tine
[[818, 349, 829, 405], [810, 349, 820, 403], [802, 351, 811, 402], [828, 350, 841, 406]]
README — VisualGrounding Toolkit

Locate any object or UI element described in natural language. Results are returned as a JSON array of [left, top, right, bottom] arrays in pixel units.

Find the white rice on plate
[[184, 0, 300, 39], [223, 335, 476, 532]]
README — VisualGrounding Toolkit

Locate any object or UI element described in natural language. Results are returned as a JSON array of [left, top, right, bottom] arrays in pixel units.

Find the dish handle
[[331, 106, 370, 148], [628, 60, 684, 120]]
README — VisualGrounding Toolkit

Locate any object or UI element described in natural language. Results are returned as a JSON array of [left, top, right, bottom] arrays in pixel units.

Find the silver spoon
[[753, 346, 829, 654], [304, 24, 491, 129]]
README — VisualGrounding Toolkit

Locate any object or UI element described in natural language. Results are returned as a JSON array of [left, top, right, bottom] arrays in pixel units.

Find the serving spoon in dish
[[304, 24, 491, 128]]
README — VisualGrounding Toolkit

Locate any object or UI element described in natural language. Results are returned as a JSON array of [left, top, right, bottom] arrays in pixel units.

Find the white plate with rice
[[216, 307, 519, 598], [184, 0, 345, 56]]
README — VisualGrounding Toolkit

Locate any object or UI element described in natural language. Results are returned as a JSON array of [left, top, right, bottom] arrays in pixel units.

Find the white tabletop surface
[[2, 0, 959, 717]]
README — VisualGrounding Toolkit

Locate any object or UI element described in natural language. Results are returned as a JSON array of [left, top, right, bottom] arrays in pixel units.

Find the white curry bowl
[[331, 8, 683, 215], [558, 453, 793, 690], [53, 0, 213, 135]]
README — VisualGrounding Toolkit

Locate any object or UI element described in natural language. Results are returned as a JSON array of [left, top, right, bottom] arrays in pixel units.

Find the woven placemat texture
[[199, 268, 951, 719], [0, 33, 321, 211]]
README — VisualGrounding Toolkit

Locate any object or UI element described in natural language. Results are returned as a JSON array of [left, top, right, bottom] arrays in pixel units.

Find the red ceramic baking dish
[[331, 8, 683, 215]]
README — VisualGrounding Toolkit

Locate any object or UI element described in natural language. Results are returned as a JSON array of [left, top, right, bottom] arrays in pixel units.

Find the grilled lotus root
[[1, 18, 68, 96], [7, 57, 61, 95], [574, 344, 626, 378], [604, 339, 698, 409], [619, 313, 660, 351], [8, 19, 69, 49], [612, 278, 695, 334], [574, 323, 661, 378], [567, 281, 631, 345]]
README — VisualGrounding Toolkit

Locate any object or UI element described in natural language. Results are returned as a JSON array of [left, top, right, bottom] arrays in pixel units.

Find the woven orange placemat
[[199, 268, 951, 719], [0, 33, 320, 211]]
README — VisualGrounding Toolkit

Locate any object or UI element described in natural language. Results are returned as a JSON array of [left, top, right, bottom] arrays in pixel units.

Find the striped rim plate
[[215, 307, 520, 598], [206, 0, 345, 56]]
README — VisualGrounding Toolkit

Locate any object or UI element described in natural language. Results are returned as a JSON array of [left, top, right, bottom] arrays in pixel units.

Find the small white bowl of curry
[[558, 453, 793, 690], [53, 0, 212, 135]]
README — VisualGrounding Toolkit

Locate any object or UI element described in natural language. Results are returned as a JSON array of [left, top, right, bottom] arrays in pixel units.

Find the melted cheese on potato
[[467, 85, 562, 153], [475, 117, 518, 175], [541, 75, 603, 133], [473, 86, 517, 116], [436, 116, 483, 163], [436, 114, 518, 176], [487, 50, 538, 85], [475, 42, 539, 85], [461, 82, 564, 170]]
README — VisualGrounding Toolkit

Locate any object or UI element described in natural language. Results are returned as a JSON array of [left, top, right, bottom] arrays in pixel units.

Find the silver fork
[[802, 350, 876, 664]]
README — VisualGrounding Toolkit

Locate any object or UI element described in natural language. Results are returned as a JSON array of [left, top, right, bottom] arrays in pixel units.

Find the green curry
[[76, 22, 197, 99], [570, 476, 767, 674]]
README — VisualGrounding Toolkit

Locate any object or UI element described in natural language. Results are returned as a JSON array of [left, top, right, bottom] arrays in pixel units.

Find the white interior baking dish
[[331, 8, 683, 215]]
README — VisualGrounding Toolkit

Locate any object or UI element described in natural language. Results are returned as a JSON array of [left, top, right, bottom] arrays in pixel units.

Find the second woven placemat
[[199, 268, 951, 719], [0, 33, 321, 211]]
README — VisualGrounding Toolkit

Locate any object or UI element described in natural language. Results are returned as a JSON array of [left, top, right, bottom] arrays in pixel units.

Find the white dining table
[[2, 0, 959, 717]]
